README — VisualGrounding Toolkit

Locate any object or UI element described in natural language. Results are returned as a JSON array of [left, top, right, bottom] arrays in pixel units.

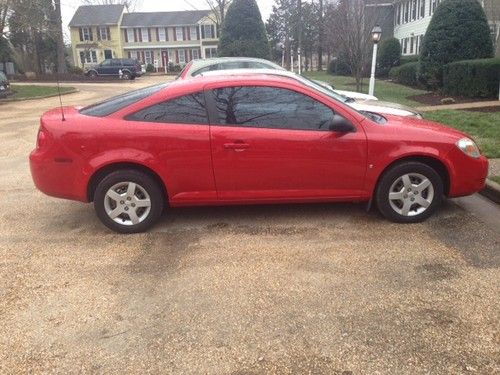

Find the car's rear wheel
[[376, 162, 443, 223], [94, 170, 164, 233], [88, 71, 97, 78]]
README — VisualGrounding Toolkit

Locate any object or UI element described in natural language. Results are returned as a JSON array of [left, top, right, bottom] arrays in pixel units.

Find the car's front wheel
[[94, 170, 164, 233], [122, 71, 132, 80], [376, 162, 443, 223]]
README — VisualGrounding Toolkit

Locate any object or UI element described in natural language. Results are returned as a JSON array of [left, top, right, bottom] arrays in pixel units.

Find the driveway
[[1, 76, 499, 374]]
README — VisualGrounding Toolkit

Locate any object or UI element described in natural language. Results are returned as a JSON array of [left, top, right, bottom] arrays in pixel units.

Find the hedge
[[400, 55, 419, 65], [443, 58, 500, 98], [389, 62, 419, 86]]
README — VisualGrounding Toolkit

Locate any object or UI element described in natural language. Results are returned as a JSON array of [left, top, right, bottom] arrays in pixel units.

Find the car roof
[[189, 57, 283, 70], [199, 68, 305, 80]]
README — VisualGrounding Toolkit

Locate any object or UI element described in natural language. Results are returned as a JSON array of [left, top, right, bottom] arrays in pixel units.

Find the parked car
[[0, 71, 11, 98], [30, 73, 488, 233], [201, 69, 423, 119], [178, 57, 374, 99], [85, 58, 143, 80], [179, 58, 422, 118]]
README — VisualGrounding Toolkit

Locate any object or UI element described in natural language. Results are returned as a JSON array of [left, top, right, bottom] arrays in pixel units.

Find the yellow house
[[69, 4, 126, 68]]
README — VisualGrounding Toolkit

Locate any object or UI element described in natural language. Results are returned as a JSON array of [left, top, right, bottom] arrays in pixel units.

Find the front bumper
[[447, 147, 489, 197]]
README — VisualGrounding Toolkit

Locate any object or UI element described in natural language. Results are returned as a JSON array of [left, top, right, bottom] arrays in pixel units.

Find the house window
[[144, 51, 153, 65], [192, 49, 199, 60], [141, 28, 149, 42], [81, 27, 92, 41], [158, 28, 166, 42], [126, 29, 134, 42], [403, 38, 408, 54], [175, 27, 184, 41], [404, 1, 409, 23], [190, 26, 198, 40], [178, 49, 186, 64], [98, 27, 109, 40], [79, 50, 97, 64], [205, 47, 217, 58], [203, 24, 213, 38]]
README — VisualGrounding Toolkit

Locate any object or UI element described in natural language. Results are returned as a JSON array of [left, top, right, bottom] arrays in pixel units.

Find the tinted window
[[212, 86, 334, 131], [100, 59, 112, 66], [218, 61, 247, 70], [127, 92, 208, 124], [0, 72, 7, 81], [110, 59, 122, 66], [80, 83, 169, 117], [123, 59, 138, 66], [191, 64, 220, 76]]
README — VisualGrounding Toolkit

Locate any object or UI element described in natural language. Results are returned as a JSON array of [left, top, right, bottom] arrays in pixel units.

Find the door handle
[[224, 142, 250, 151]]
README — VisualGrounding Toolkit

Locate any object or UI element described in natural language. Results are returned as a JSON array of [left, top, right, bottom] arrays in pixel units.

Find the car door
[[206, 84, 368, 201], [98, 59, 113, 75]]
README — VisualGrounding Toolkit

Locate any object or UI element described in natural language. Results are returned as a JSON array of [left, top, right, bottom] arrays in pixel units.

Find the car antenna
[[55, 66, 66, 121]]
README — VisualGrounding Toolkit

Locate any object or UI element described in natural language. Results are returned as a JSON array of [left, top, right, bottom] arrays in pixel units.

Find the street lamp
[[368, 25, 382, 97]]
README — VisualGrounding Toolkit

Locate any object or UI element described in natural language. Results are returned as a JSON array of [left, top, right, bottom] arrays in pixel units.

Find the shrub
[[400, 55, 419, 65], [420, 0, 493, 88], [219, 0, 270, 58], [443, 58, 500, 98], [67, 66, 84, 75], [328, 54, 351, 76], [146, 63, 155, 72], [389, 62, 419, 86], [377, 38, 401, 77]]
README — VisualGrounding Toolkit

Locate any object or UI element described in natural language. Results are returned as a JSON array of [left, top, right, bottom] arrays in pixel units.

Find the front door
[[207, 85, 368, 201]]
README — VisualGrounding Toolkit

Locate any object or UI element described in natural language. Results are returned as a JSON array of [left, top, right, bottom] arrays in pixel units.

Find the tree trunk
[[54, 0, 67, 73], [317, 0, 323, 71]]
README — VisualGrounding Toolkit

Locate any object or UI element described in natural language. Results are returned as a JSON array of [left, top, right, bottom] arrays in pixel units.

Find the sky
[[61, 0, 276, 38]]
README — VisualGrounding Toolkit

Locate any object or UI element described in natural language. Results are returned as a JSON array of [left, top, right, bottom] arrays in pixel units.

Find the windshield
[[0, 71, 7, 81], [80, 83, 169, 117], [298, 75, 351, 103]]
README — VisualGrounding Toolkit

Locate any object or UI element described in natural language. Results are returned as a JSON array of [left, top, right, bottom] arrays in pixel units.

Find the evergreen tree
[[378, 37, 401, 77], [420, 0, 493, 88], [218, 0, 270, 59]]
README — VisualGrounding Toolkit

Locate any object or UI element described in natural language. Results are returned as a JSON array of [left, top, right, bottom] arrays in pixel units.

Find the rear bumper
[[29, 149, 89, 202], [447, 148, 489, 197]]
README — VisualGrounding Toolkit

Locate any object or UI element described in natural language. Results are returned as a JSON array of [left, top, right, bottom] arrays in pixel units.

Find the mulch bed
[[408, 92, 494, 106]]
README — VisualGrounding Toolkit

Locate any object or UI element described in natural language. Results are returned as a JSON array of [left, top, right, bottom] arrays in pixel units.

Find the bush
[[443, 58, 500, 98], [168, 62, 182, 72], [389, 62, 419, 86], [400, 55, 419, 65], [377, 38, 401, 77], [146, 63, 155, 72], [328, 55, 351, 76], [420, 0, 493, 88], [67, 66, 84, 75], [219, 0, 270, 58]]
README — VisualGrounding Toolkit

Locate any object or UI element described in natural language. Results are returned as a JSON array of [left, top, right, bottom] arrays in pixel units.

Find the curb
[[0, 88, 79, 103], [479, 179, 500, 204]]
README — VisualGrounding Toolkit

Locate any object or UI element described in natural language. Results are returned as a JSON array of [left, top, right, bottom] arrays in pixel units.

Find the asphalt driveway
[[1, 76, 499, 374]]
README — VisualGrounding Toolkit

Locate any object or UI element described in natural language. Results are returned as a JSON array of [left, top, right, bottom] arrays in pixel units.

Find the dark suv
[[0, 71, 11, 98], [85, 59, 143, 80]]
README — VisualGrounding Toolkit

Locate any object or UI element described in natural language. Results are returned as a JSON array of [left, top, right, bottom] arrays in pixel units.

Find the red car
[[30, 73, 488, 233]]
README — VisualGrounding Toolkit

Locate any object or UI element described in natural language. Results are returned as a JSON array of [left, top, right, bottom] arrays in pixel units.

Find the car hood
[[335, 90, 378, 101], [349, 100, 422, 118], [382, 114, 469, 139]]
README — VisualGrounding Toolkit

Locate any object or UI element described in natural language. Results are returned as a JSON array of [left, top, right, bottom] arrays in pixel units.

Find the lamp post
[[368, 25, 382, 97]]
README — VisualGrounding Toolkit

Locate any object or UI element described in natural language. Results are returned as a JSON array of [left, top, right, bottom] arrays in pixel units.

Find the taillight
[[36, 128, 47, 149]]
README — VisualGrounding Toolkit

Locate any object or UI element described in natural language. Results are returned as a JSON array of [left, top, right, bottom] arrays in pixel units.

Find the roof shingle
[[69, 5, 125, 27], [121, 10, 211, 27]]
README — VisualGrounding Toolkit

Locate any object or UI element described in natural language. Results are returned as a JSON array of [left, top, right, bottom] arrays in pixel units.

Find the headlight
[[456, 138, 480, 158]]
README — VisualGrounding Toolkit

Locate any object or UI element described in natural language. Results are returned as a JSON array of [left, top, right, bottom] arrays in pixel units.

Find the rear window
[[80, 83, 169, 117], [123, 59, 139, 66]]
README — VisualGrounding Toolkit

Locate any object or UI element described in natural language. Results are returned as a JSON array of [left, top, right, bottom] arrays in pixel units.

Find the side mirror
[[328, 114, 356, 133]]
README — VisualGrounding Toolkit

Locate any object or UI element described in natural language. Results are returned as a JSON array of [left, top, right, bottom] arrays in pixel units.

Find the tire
[[122, 71, 132, 80], [94, 169, 164, 233], [88, 71, 98, 78], [375, 161, 443, 223]]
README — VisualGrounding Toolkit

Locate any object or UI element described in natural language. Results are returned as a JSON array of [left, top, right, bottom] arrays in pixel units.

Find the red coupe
[[30, 73, 488, 233]]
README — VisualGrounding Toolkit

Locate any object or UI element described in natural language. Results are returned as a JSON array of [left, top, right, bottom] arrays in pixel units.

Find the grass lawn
[[491, 176, 500, 184], [424, 110, 500, 159], [9, 85, 75, 100], [303, 71, 428, 107]]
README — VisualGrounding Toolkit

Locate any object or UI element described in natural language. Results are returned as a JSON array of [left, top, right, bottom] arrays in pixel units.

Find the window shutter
[[211, 25, 215, 38], [165, 28, 168, 41], [175, 50, 179, 64], [182, 27, 186, 40], [124, 29, 128, 42], [156, 28, 159, 41], [173, 27, 177, 41], [127, 51, 131, 58], [79, 28, 83, 41], [201, 26, 205, 39], [148, 28, 151, 42], [196, 26, 200, 40], [186, 27, 190, 41], [89, 28, 93, 41], [107, 27, 111, 40], [139, 28, 143, 42], [97, 28, 101, 41]]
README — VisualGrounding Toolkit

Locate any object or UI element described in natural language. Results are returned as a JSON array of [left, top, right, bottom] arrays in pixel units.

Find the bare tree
[[203, 0, 231, 30], [329, 0, 376, 91], [0, 0, 12, 36], [82, 0, 142, 12]]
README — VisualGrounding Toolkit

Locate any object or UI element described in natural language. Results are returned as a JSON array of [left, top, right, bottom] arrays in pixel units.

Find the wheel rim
[[388, 173, 434, 217], [103, 182, 151, 226]]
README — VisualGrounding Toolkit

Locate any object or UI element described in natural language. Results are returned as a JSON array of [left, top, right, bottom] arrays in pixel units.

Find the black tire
[[94, 169, 164, 233], [122, 71, 132, 80], [375, 161, 443, 223], [88, 71, 98, 78]]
